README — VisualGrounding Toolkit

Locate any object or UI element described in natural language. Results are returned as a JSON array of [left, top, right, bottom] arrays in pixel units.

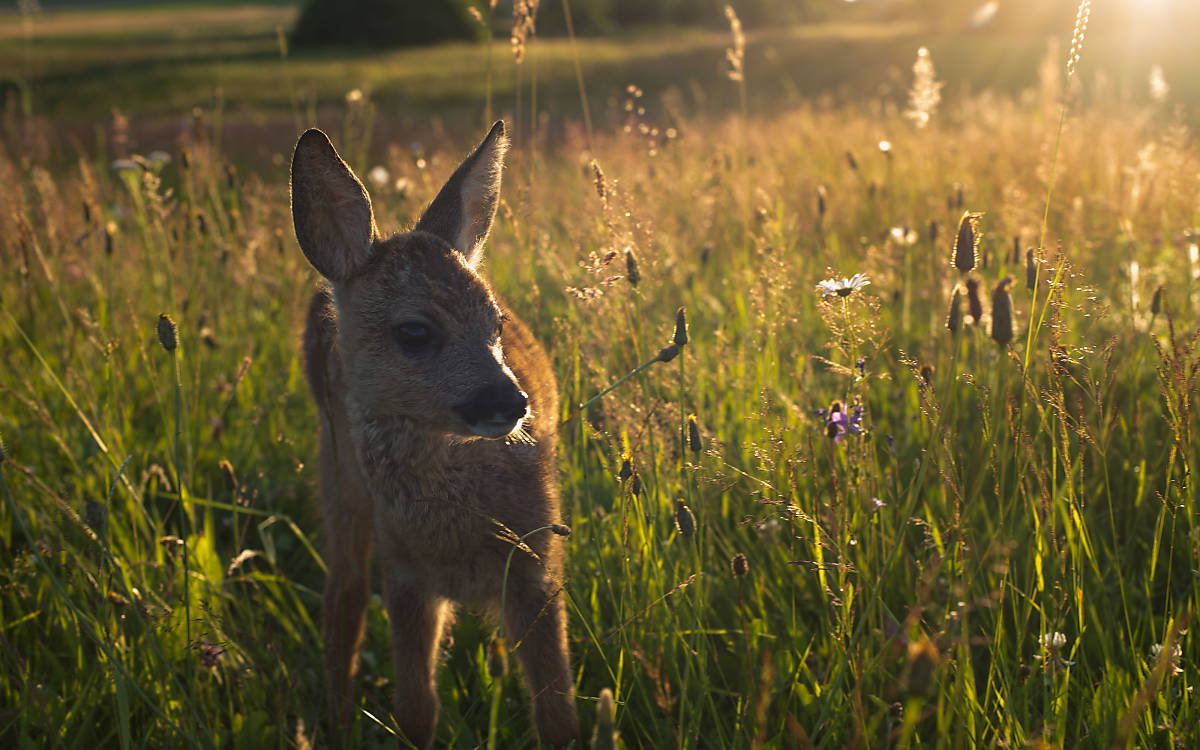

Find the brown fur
[[293, 123, 578, 748]]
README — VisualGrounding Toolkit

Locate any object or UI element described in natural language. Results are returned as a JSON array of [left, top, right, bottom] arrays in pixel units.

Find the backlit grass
[[2, 6, 1200, 749]]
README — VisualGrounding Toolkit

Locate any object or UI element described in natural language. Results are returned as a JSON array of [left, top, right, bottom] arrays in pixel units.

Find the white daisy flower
[[816, 273, 871, 298]]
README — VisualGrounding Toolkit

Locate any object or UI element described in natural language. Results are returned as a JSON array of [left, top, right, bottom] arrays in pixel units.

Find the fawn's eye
[[393, 322, 432, 354]]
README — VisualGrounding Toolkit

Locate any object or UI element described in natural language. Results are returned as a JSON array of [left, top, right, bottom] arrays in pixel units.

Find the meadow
[[2, 2, 1199, 748]]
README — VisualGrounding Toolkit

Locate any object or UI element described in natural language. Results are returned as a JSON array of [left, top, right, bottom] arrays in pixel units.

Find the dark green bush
[[291, 0, 485, 50]]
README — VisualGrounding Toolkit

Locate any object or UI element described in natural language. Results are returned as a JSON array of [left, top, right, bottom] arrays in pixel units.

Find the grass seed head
[[674, 500, 696, 537], [731, 552, 749, 578], [156, 313, 178, 353], [946, 285, 963, 335], [590, 159, 606, 202], [990, 278, 1015, 346], [104, 221, 117, 256], [218, 459, 237, 494], [928, 219, 939, 245], [655, 343, 680, 363], [953, 211, 982, 272], [487, 638, 509, 678], [618, 454, 632, 482], [1151, 283, 1165, 315], [906, 637, 941, 697], [687, 414, 702, 454], [674, 307, 688, 346], [1026, 248, 1037, 290], [966, 278, 984, 323], [625, 248, 640, 287], [631, 472, 642, 498], [0, 432, 7, 463], [920, 364, 935, 388], [816, 184, 827, 220]]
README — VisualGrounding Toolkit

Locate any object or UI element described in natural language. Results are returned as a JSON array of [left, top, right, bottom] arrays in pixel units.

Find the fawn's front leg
[[504, 570, 580, 748], [381, 567, 451, 750], [320, 435, 375, 742]]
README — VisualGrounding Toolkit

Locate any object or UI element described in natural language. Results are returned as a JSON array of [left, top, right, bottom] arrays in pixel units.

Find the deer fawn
[[291, 121, 579, 748]]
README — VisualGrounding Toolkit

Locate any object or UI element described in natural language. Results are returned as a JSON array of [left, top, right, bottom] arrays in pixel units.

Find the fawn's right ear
[[291, 129, 377, 283]]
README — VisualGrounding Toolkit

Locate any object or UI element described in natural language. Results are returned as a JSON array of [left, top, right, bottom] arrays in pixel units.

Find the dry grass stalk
[[723, 5, 744, 83]]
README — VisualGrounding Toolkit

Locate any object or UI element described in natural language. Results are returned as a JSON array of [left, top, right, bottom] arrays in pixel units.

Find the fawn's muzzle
[[454, 382, 529, 438]]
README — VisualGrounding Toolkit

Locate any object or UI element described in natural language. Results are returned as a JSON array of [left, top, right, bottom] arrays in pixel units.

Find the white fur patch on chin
[[468, 415, 526, 440]]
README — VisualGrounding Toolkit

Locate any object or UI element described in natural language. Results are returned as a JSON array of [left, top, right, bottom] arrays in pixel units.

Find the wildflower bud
[[625, 248, 640, 287], [946, 285, 963, 335], [487, 638, 509, 678], [1025, 248, 1037, 291], [730, 552, 749, 578], [687, 414, 702, 454], [618, 455, 632, 482], [673, 500, 696, 537], [1150, 283, 1164, 316], [990, 278, 1015, 346], [104, 221, 117, 256], [965, 278, 983, 323], [953, 211, 981, 272], [592, 688, 618, 750], [218, 459, 237, 495], [655, 344, 680, 363], [156, 314, 178, 353], [673, 307, 688, 346]]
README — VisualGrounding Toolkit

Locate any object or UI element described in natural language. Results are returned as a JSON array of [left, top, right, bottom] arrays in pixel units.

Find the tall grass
[[2, 19, 1200, 750]]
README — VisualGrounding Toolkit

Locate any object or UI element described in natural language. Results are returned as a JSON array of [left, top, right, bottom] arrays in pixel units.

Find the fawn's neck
[[348, 399, 456, 503]]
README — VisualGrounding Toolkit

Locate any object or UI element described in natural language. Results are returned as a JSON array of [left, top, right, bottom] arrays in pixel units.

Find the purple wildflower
[[823, 402, 864, 442], [855, 358, 867, 378]]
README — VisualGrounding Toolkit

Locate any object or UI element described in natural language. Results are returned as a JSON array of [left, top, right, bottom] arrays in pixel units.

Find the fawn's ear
[[291, 129, 377, 283], [414, 120, 508, 266]]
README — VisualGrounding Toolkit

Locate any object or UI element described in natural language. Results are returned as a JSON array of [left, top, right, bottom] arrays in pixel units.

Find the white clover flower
[[1151, 642, 1183, 675], [1040, 632, 1067, 652]]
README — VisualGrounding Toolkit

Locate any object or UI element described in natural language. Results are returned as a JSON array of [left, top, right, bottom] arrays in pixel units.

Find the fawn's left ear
[[291, 128, 377, 283], [414, 120, 508, 267]]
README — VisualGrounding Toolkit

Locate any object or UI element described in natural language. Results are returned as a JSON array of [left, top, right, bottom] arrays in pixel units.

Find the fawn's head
[[292, 122, 529, 439]]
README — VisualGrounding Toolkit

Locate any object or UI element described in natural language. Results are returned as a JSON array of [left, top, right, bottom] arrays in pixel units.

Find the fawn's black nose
[[455, 382, 529, 436]]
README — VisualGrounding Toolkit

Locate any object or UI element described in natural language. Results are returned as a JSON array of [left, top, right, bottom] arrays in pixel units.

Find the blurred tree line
[[291, 0, 1200, 49]]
